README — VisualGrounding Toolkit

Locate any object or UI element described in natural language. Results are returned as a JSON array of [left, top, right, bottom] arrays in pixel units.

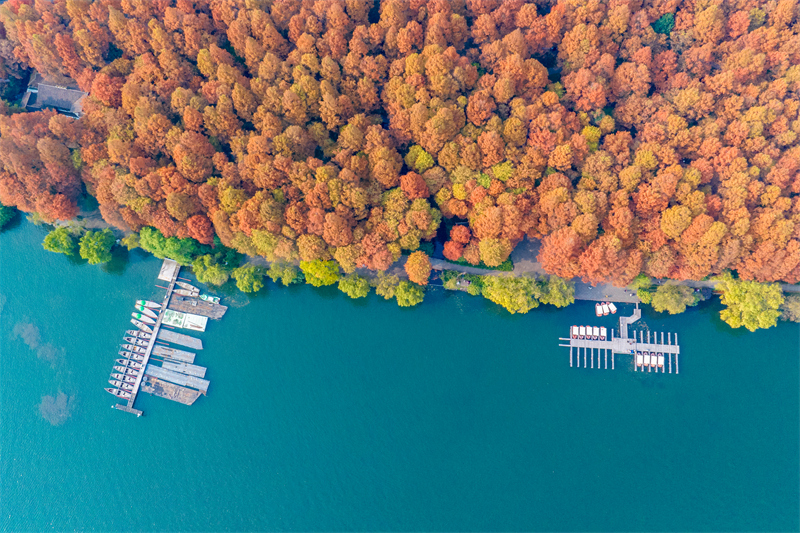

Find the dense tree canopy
[[715, 271, 784, 331], [79, 228, 115, 264], [1, 0, 799, 287]]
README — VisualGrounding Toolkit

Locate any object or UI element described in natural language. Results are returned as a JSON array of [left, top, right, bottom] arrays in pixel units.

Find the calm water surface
[[1, 219, 798, 532]]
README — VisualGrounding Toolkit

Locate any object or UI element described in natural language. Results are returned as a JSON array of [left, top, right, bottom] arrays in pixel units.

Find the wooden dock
[[559, 304, 681, 374], [168, 295, 227, 319], [161, 361, 207, 378], [141, 376, 201, 405], [152, 345, 195, 363], [157, 329, 203, 350]]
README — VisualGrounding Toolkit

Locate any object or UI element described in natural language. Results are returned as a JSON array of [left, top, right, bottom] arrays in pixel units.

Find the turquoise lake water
[[1, 218, 798, 532]]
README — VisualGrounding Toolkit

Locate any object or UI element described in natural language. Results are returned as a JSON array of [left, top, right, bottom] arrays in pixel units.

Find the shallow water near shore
[[1, 219, 798, 532]]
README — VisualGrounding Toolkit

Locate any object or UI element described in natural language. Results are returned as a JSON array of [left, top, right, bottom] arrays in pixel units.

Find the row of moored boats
[[572, 325, 607, 340], [634, 351, 665, 369], [594, 302, 617, 317], [105, 300, 162, 399]]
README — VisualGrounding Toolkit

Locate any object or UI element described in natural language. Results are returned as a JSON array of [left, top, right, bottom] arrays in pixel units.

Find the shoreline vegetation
[[1, 1, 799, 332]]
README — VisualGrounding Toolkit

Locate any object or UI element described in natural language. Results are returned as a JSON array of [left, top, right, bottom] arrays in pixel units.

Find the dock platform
[[157, 329, 203, 350], [141, 376, 201, 405], [145, 364, 210, 394], [559, 304, 682, 374], [168, 295, 228, 319]]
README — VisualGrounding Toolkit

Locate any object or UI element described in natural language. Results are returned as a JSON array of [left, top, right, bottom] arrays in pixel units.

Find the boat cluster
[[105, 300, 161, 400], [634, 351, 665, 369], [174, 281, 200, 297], [594, 302, 617, 317], [571, 325, 607, 340]]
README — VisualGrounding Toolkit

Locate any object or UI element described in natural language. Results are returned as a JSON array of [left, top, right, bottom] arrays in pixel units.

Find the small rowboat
[[657, 353, 665, 368], [131, 312, 156, 325], [173, 288, 198, 297], [578, 326, 586, 339], [571, 325, 578, 339], [608, 302, 617, 314], [134, 304, 158, 319], [595, 303, 603, 317], [111, 373, 137, 384], [123, 337, 149, 347], [119, 351, 145, 361], [125, 330, 152, 339], [130, 319, 154, 333], [176, 281, 199, 292], [105, 387, 131, 399], [115, 359, 143, 369], [136, 300, 161, 309], [114, 365, 139, 376], [636, 352, 644, 367], [601, 303, 611, 316], [199, 294, 220, 304], [599, 326, 607, 341], [592, 326, 599, 340], [109, 379, 135, 391]]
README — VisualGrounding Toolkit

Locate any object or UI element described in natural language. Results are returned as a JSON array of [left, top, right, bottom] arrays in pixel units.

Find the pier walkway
[[114, 259, 181, 416], [559, 304, 681, 374]]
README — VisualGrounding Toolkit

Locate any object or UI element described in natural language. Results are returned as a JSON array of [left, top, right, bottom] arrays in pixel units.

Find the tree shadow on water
[[101, 246, 130, 275]]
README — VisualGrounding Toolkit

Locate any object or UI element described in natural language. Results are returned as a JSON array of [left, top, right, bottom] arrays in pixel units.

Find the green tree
[[0, 202, 15, 229], [395, 281, 424, 307], [714, 272, 784, 332], [79, 229, 116, 264], [338, 274, 370, 299], [372, 271, 400, 300], [139, 226, 213, 265], [650, 284, 699, 314], [539, 275, 575, 308], [232, 264, 266, 293], [267, 262, 303, 286], [481, 274, 540, 314], [779, 294, 800, 323], [42, 227, 78, 256], [192, 254, 231, 286], [300, 260, 340, 287]]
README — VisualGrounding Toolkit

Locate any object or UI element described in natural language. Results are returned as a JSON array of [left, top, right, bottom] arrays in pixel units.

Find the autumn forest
[[1, 0, 799, 302]]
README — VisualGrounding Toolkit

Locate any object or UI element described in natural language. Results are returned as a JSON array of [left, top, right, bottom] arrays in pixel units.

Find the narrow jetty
[[559, 304, 682, 375], [168, 295, 228, 319]]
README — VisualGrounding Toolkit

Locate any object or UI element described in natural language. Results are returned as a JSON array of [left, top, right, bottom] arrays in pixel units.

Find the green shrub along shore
[[28, 221, 800, 331]]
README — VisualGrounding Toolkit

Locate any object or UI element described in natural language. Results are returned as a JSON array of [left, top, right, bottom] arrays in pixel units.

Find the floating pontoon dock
[[157, 329, 203, 350], [152, 345, 196, 363], [559, 304, 681, 374], [141, 376, 202, 406]]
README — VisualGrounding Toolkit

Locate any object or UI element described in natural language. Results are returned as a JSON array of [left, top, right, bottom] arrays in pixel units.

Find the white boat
[[578, 326, 586, 339], [592, 326, 599, 340], [111, 373, 137, 384], [636, 352, 644, 367], [644, 352, 651, 366], [608, 302, 617, 314], [595, 303, 603, 317], [134, 305, 158, 319], [199, 294, 220, 304], [173, 288, 198, 297], [130, 319, 154, 333], [571, 325, 579, 339], [136, 300, 161, 309], [115, 359, 143, 369], [123, 337, 149, 347], [599, 327, 607, 341], [131, 312, 156, 325], [122, 344, 147, 354], [176, 281, 199, 292], [119, 351, 145, 361], [650, 353, 657, 368], [601, 303, 610, 316], [125, 330, 152, 339], [109, 379, 135, 391], [105, 387, 131, 399], [114, 365, 139, 376], [657, 353, 665, 368]]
